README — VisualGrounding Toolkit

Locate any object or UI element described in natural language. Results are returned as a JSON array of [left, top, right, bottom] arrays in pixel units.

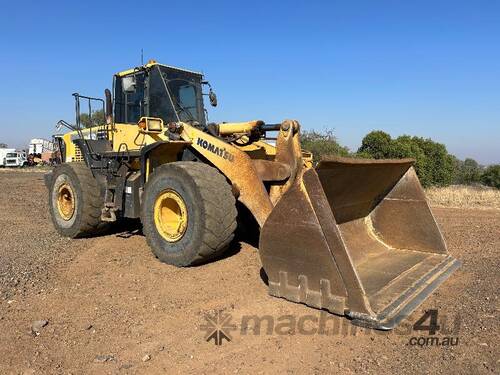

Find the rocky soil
[[0, 171, 498, 374]]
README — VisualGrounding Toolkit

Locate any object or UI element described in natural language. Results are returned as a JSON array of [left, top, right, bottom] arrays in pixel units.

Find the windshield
[[114, 65, 205, 125], [6, 153, 17, 157], [149, 66, 204, 124]]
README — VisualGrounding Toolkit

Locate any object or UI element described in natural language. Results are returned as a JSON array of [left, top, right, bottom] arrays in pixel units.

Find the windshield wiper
[[156, 65, 181, 122], [156, 66, 196, 123], [171, 95, 196, 122]]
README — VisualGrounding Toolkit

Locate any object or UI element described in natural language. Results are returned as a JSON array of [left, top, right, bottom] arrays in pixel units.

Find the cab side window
[[114, 73, 145, 124]]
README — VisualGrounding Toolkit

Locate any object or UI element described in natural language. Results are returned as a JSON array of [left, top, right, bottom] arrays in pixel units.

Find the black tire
[[49, 162, 107, 238], [141, 162, 237, 266]]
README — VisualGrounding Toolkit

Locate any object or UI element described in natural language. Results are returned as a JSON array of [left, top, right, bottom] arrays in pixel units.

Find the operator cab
[[113, 60, 212, 127]]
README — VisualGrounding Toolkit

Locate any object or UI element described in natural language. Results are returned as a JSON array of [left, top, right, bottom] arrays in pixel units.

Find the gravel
[[0, 171, 92, 300], [0, 170, 498, 374]]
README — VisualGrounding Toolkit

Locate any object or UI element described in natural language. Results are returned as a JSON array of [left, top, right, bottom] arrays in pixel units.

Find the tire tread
[[143, 161, 238, 266]]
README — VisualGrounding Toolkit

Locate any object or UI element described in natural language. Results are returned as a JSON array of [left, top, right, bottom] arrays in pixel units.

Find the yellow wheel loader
[[46, 60, 460, 329]]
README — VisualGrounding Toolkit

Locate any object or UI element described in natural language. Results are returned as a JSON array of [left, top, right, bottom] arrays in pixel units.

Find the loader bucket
[[259, 157, 460, 329]]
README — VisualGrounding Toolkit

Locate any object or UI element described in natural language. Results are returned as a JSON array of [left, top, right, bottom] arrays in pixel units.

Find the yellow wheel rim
[[57, 183, 75, 221], [154, 189, 188, 242]]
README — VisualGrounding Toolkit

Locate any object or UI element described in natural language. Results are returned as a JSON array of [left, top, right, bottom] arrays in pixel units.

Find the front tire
[[141, 162, 237, 266], [49, 162, 107, 238]]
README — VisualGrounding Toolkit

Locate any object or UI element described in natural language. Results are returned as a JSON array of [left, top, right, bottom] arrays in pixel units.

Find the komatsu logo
[[196, 137, 235, 162]]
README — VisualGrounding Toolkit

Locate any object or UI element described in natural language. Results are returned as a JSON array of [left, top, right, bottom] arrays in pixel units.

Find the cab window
[[114, 73, 145, 124]]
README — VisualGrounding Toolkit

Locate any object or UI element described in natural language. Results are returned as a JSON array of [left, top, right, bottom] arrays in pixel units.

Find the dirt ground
[[0, 171, 498, 374]]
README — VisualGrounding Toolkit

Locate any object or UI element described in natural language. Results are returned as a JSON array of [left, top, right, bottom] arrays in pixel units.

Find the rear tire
[[141, 162, 237, 266], [49, 162, 107, 238]]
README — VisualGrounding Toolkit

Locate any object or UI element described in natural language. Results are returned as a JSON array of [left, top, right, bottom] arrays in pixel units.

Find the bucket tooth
[[259, 157, 460, 329]]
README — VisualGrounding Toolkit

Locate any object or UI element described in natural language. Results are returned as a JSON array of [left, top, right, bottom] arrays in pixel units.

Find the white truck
[[0, 148, 16, 167], [5, 151, 28, 167], [29, 138, 54, 155]]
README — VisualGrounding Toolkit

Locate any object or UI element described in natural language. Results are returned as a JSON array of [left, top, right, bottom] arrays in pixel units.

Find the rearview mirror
[[209, 89, 217, 107]]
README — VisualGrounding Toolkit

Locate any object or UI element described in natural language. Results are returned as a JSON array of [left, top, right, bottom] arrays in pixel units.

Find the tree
[[301, 130, 350, 163], [409, 136, 455, 186], [352, 150, 373, 159], [449, 155, 462, 184], [80, 109, 105, 128], [388, 136, 431, 187], [455, 158, 482, 185], [358, 131, 392, 159], [481, 165, 500, 189], [357, 131, 456, 187]]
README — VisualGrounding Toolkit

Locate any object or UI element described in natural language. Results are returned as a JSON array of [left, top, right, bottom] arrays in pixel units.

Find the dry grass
[[426, 185, 500, 210]]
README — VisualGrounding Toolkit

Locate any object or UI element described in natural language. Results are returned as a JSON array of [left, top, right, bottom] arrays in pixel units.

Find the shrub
[[301, 130, 349, 163], [357, 131, 455, 187], [388, 136, 431, 186], [358, 130, 392, 159], [481, 165, 500, 189], [408, 136, 455, 186], [454, 158, 483, 185]]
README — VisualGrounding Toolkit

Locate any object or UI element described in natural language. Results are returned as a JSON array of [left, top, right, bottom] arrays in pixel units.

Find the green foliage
[[301, 130, 349, 163], [358, 130, 392, 159], [357, 131, 455, 187], [454, 158, 483, 185], [300, 128, 492, 189], [408, 137, 455, 187], [388, 136, 431, 186], [80, 109, 105, 128], [351, 150, 373, 159], [481, 165, 500, 189]]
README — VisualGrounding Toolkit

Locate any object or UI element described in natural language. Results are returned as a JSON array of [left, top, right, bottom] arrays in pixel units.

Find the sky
[[0, 0, 498, 164]]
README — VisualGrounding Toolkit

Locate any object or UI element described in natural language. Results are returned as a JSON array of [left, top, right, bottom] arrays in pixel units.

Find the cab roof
[[116, 60, 203, 78]]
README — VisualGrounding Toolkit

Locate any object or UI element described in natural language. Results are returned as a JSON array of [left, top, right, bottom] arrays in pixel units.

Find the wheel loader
[[46, 60, 460, 329]]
